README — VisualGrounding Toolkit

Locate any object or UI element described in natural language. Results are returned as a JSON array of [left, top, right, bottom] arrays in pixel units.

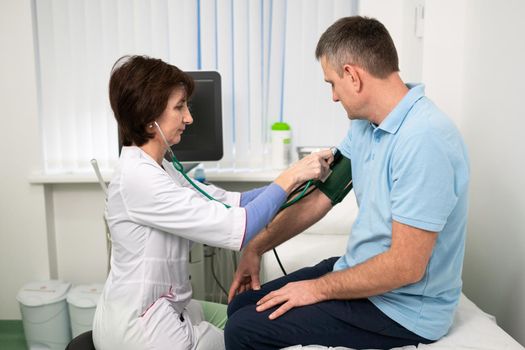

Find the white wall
[[52, 185, 108, 283], [422, 0, 525, 345], [359, 0, 425, 83], [0, 0, 50, 319]]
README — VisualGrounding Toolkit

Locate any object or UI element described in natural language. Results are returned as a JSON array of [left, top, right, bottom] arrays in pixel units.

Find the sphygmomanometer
[[280, 147, 353, 208], [273, 147, 353, 275]]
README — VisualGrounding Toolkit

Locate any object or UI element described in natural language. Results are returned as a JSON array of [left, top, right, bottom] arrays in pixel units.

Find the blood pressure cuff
[[316, 155, 353, 205]]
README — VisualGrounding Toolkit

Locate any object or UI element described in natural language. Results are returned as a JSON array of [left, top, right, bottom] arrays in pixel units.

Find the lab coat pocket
[[138, 297, 195, 349]]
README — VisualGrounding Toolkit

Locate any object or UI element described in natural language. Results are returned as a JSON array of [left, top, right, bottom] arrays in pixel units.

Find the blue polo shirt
[[335, 84, 470, 340]]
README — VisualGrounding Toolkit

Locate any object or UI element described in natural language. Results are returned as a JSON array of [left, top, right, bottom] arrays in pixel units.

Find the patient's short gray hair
[[315, 16, 399, 78]]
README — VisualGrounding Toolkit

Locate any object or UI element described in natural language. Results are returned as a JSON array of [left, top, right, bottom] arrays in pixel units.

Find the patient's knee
[[227, 290, 258, 317], [227, 296, 242, 317]]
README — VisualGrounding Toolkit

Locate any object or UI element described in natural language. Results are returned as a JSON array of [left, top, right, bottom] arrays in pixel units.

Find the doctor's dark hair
[[315, 16, 399, 78], [109, 55, 194, 146]]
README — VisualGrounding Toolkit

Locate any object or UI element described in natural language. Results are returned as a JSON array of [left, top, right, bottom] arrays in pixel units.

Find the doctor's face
[[157, 87, 193, 145]]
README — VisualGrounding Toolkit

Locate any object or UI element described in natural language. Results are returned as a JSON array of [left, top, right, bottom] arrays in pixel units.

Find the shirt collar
[[376, 83, 425, 134]]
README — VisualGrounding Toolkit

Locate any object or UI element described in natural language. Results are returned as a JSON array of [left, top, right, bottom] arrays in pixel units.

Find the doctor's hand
[[228, 247, 262, 303], [275, 149, 333, 193], [255, 279, 325, 320]]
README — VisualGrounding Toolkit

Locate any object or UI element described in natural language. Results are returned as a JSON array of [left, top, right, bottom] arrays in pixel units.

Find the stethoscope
[[152, 120, 319, 211], [153, 121, 231, 209]]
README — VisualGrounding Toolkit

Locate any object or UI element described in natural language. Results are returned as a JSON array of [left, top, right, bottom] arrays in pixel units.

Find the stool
[[65, 330, 95, 350]]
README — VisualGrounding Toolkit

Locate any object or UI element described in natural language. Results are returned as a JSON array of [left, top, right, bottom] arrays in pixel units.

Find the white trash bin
[[67, 283, 104, 338], [16, 280, 72, 350]]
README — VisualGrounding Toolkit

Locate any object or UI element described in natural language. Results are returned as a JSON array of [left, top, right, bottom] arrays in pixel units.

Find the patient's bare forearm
[[247, 190, 332, 255], [316, 221, 438, 300]]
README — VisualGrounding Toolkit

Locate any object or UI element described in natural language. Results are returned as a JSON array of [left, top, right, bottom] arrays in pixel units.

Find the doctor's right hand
[[274, 149, 333, 193], [228, 247, 262, 303]]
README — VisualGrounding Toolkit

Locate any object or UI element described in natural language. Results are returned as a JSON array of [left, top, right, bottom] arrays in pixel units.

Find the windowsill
[[28, 168, 281, 184], [28, 172, 113, 184]]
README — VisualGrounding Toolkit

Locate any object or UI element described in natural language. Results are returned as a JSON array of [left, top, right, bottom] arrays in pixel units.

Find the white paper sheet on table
[[281, 294, 523, 350]]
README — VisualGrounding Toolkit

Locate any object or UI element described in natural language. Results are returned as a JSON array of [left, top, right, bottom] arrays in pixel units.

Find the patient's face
[[321, 56, 360, 119], [157, 87, 193, 145]]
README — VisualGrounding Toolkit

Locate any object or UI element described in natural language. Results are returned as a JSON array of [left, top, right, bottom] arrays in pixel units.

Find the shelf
[[28, 168, 280, 184]]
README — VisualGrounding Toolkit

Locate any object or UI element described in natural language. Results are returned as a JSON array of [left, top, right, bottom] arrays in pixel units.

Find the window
[[33, 0, 356, 173]]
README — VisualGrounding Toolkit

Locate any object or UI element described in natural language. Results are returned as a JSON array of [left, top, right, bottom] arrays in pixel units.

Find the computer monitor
[[168, 71, 224, 162]]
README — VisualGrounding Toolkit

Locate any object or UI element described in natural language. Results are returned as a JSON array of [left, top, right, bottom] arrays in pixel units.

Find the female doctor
[[92, 55, 333, 350]]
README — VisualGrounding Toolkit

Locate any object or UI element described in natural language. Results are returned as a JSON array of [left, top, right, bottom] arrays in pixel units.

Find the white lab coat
[[93, 146, 246, 350]]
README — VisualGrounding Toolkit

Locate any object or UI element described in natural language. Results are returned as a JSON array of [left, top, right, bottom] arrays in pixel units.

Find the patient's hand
[[255, 279, 324, 320], [228, 248, 262, 303]]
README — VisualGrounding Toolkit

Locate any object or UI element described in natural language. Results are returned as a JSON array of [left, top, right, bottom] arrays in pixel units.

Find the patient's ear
[[342, 64, 362, 92]]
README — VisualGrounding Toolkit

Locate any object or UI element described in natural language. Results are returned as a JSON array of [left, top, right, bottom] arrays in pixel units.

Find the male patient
[[225, 16, 470, 350]]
